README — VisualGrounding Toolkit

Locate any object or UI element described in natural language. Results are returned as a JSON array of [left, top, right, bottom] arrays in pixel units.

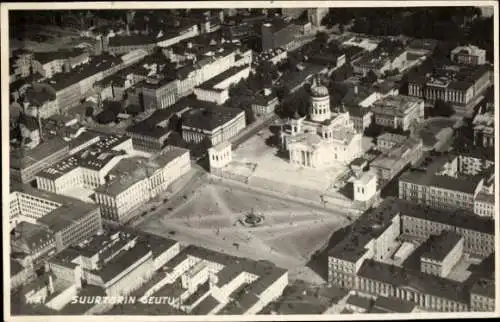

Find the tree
[[125, 104, 142, 116], [256, 61, 278, 87], [95, 109, 117, 124], [168, 114, 182, 132], [433, 99, 455, 117], [166, 131, 187, 148], [315, 31, 329, 45], [85, 105, 94, 117], [244, 107, 256, 124], [276, 85, 291, 102], [362, 70, 378, 85]]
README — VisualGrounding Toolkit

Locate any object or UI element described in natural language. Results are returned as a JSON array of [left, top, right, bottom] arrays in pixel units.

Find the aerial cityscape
[[5, 4, 497, 317]]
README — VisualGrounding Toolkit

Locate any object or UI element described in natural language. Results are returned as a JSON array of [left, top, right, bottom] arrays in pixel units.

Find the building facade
[[450, 45, 486, 66], [182, 107, 246, 146]]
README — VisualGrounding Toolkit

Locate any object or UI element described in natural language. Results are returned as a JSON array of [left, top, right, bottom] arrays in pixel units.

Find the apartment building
[[371, 95, 424, 131], [21, 85, 59, 119], [42, 54, 124, 113], [162, 245, 288, 315], [398, 154, 486, 212], [10, 136, 70, 184], [420, 231, 464, 278], [472, 110, 495, 148], [352, 49, 408, 77], [105, 35, 158, 55], [11, 221, 57, 263], [194, 65, 251, 105], [261, 19, 302, 51], [251, 88, 279, 118], [370, 136, 423, 188], [32, 49, 90, 79], [141, 76, 179, 110], [47, 230, 180, 302]]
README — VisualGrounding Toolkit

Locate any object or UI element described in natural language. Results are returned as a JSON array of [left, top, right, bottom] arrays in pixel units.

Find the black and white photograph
[[1, 1, 498, 320]]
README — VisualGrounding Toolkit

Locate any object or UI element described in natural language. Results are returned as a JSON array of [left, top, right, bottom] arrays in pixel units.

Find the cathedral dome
[[311, 84, 329, 97]]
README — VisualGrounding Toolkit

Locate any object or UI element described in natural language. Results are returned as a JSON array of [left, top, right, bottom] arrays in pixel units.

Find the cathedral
[[279, 77, 363, 169]]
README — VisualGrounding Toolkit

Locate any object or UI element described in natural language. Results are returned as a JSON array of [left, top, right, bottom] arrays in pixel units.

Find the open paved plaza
[[136, 182, 351, 283]]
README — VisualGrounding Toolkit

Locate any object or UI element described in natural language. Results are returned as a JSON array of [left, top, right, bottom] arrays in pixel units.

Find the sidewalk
[[210, 175, 360, 218]]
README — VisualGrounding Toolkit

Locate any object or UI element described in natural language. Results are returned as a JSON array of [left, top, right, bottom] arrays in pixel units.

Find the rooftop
[[108, 34, 156, 47], [370, 136, 422, 168], [12, 221, 55, 252], [192, 295, 220, 315], [11, 259, 25, 276], [24, 86, 56, 106], [36, 134, 131, 180], [346, 105, 371, 117], [358, 259, 469, 304], [408, 64, 491, 91], [43, 54, 123, 92], [34, 48, 87, 65], [421, 230, 463, 262], [342, 84, 374, 106], [95, 147, 188, 196], [12, 184, 99, 233], [196, 65, 250, 91], [399, 155, 485, 195], [373, 296, 416, 313], [451, 44, 486, 55], [328, 197, 494, 263], [346, 294, 372, 309], [471, 278, 495, 299], [95, 241, 152, 283], [407, 38, 438, 52], [10, 136, 69, 170], [352, 47, 405, 70], [36, 200, 99, 233], [182, 106, 244, 132], [371, 95, 423, 117], [377, 132, 408, 145]]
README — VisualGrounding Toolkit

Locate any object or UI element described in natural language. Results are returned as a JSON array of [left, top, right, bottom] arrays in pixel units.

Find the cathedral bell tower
[[309, 75, 331, 123]]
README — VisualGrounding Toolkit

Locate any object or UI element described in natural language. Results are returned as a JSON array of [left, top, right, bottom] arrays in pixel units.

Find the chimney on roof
[[354, 85, 358, 95]]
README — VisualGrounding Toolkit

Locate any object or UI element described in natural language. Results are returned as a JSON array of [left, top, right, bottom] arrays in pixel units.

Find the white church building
[[280, 77, 363, 169]]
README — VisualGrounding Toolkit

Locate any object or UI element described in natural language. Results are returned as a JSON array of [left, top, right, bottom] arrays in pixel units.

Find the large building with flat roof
[[182, 106, 246, 146], [35, 135, 133, 196], [94, 147, 191, 223], [407, 64, 491, 106], [398, 153, 489, 212], [327, 197, 494, 312], [9, 185, 103, 254]]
